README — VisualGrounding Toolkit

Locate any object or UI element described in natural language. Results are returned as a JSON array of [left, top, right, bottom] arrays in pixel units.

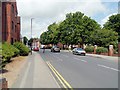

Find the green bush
[[14, 42, 29, 56], [96, 47, 108, 54], [85, 46, 94, 53], [2, 43, 14, 62], [10, 45, 20, 57], [0, 43, 2, 55]]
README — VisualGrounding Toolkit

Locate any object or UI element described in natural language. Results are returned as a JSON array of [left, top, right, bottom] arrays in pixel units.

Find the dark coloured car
[[51, 46, 60, 52], [73, 48, 86, 56]]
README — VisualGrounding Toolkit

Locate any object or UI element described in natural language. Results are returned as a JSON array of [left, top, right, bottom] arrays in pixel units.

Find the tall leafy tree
[[23, 36, 28, 45], [47, 22, 60, 44], [58, 12, 100, 45], [103, 14, 120, 40], [91, 29, 118, 49]]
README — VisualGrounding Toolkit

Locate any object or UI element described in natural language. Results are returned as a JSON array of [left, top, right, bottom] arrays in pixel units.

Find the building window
[[15, 25, 17, 32], [12, 21, 14, 31], [12, 5, 14, 13], [11, 38, 14, 45]]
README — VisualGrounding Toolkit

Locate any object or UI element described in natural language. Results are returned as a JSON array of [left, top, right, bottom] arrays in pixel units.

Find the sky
[[16, 0, 119, 39]]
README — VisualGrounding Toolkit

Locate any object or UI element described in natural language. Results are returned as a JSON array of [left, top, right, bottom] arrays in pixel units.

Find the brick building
[[2, 0, 20, 44]]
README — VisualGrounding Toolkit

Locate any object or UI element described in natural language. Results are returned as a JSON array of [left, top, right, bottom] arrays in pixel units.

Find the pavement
[[12, 51, 60, 88]]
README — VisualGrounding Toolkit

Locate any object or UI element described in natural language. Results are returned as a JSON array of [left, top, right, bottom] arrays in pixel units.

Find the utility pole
[[31, 18, 34, 54]]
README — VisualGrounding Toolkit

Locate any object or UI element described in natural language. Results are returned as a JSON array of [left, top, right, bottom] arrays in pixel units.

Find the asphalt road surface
[[39, 49, 118, 88]]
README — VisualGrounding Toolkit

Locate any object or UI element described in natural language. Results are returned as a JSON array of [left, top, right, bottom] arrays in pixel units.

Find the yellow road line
[[48, 62, 73, 90], [47, 62, 68, 90]]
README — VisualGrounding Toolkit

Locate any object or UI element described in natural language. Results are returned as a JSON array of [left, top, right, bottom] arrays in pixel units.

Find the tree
[[47, 22, 60, 44], [40, 11, 101, 46], [103, 14, 120, 40], [91, 29, 118, 50], [23, 36, 28, 45], [58, 12, 101, 45], [28, 38, 33, 46]]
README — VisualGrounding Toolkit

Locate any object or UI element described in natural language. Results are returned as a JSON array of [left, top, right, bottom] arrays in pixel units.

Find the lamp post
[[31, 18, 34, 54], [31, 18, 34, 39]]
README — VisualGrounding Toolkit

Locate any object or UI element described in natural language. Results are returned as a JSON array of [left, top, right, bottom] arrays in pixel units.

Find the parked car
[[73, 48, 86, 56], [51, 46, 60, 52], [33, 47, 39, 51]]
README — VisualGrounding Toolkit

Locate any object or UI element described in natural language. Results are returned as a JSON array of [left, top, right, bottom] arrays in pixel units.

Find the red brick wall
[[17, 16, 20, 41], [2, 1, 20, 44]]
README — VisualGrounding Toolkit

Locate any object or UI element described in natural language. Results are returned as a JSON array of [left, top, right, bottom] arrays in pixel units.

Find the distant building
[[2, 0, 21, 44]]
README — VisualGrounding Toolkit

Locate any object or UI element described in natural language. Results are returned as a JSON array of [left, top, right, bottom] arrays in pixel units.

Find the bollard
[[94, 45, 97, 54], [0, 78, 8, 90], [108, 45, 113, 56]]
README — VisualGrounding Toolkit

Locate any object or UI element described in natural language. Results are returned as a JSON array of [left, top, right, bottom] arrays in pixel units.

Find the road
[[39, 49, 118, 88]]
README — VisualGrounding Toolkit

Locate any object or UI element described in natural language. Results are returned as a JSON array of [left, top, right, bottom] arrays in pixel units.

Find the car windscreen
[[77, 48, 84, 51]]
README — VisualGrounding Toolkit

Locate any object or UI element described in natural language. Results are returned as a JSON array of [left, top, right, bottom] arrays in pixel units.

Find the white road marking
[[97, 64, 119, 72], [53, 53, 60, 54], [61, 54, 69, 58], [81, 60, 87, 63], [50, 54, 63, 61], [109, 68, 119, 72], [97, 64, 110, 69], [74, 57, 87, 63], [20, 62, 31, 88]]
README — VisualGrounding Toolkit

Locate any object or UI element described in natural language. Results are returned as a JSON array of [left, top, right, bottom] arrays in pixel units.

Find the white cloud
[[101, 13, 117, 27], [16, 0, 107, 39]]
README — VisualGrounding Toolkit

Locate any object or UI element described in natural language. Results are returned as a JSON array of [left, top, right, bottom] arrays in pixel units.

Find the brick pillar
[[94, 45, 97, 54], [108, 45, 113, 56]]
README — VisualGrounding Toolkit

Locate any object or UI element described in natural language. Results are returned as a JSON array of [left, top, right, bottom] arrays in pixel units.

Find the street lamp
[[31, 18, 34, 54], [31, 18, 34, 39]]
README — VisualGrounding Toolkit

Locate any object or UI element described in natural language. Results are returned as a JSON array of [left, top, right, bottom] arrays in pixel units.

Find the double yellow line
[[46, 62, 73, 90]]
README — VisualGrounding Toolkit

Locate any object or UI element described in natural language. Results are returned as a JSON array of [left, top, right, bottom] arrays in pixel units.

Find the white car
[[73, 48, 86, 56], [40, 45, 45, 49]]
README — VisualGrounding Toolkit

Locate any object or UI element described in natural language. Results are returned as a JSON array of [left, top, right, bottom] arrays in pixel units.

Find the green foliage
[[0, 43, 2, 55], [40, 11, 118, 51], [10, 45, 20, 57], [23, 36, 28, 45], [1, 42, 19, 64], [90, 29, 118, 50], [14, 42, 29, 56], [28, 38, 33, 46], [2, 43, 14, 62], [96, 47, 108, 54], [103, 14, 120, 39], [40, 11, 101, 45], [85, 46, 94, 53], [40, 22, 60, 44]]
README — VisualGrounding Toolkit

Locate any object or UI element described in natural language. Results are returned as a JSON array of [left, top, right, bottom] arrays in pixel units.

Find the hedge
[[13, 42, 29, 56], [0, 42, 30, 69], [96, 47, 108, 54], [2, 43, 14, 62], [85, 46, 94, 53]]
